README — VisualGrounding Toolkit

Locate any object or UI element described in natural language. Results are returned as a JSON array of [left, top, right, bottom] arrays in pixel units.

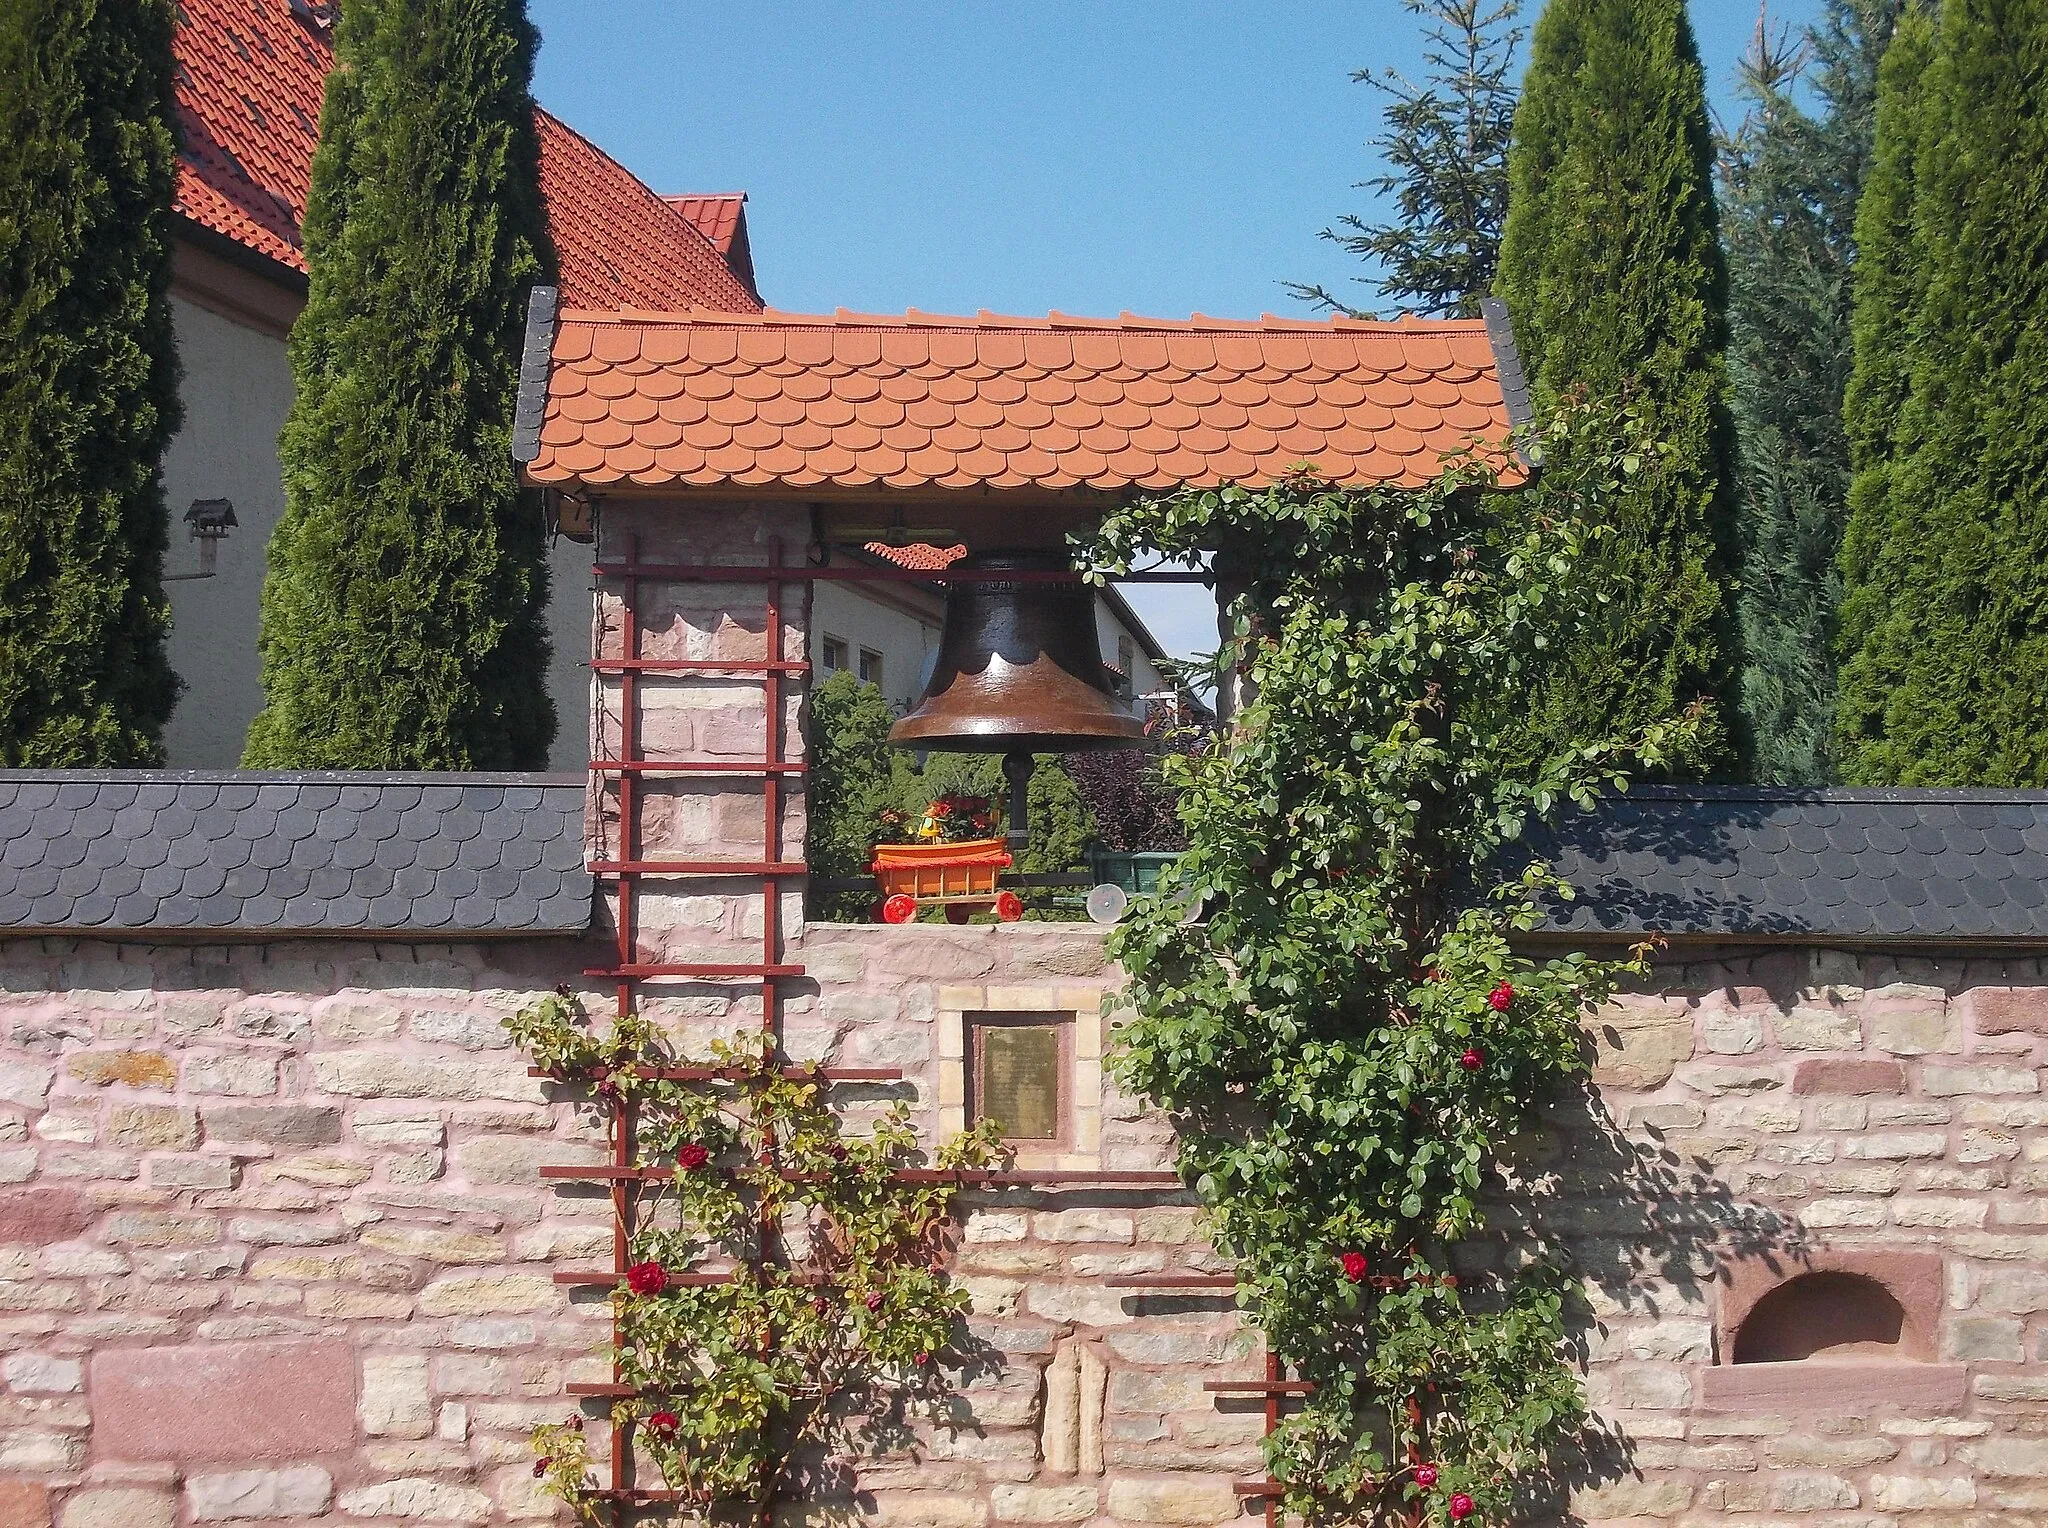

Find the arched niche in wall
[[1731, 1270, 1918, 1363], [1697, 1248, 1966, 1413]]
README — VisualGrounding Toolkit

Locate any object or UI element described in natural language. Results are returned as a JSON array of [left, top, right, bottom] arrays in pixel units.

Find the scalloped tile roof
[[528, 308, 1515, 493], [172, 0, 760, 313]]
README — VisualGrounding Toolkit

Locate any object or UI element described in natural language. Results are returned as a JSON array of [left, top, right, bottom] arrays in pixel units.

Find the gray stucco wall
[[159, 294, 295, 768], [157, 292, 595, 772]]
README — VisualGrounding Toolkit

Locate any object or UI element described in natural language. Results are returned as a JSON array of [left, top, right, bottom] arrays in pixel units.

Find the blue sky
[[528, 0, 1827, 660]]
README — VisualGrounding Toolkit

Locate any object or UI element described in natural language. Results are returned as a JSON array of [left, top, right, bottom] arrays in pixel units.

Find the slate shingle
[[1535, 786, 2048, 942], [0, 771, 590, 936]]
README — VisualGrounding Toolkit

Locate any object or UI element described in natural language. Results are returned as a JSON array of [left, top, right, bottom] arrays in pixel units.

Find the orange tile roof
[[528, 308, 1519, 493], [664, 194, 746, 256], [172, 0, 761, 313]]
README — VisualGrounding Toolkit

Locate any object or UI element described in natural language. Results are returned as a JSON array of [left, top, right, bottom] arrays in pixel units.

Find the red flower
[[1448, 1493, 1475, 1520], [1414, 1464, 1438, 1488], [647, 1410, 679, 1438], [1487, 981, 1514, 1011], [915, 1352, 931, 1366], [823, 1141, 847, 1161], [865, 1291, 884, 1311], [626, 1260, 667, 1296], [1339, 1251, 1370, 1282], [534, 1458, 551, 1477], [676, 1143, 710, 1171], [929, 801, 951, 817], [1459, 1047, 1484, 1072]]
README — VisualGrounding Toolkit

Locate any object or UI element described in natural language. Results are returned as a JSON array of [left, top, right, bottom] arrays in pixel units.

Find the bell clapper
[[1002, 750, 1034, 855]]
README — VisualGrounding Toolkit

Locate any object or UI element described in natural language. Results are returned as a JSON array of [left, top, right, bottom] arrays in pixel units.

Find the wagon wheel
[[880, 893, 918, 924], [994, 890, 1024, 922]]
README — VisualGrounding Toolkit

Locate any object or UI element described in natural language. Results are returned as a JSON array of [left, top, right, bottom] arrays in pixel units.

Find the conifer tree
[[0, 0, 180, 765], [1494, 0, 1740, 773], [245, 0, 557, 768], [1722, 0, 1902, 783], [1290, 0, 1522, 319], [1834, 0, 2048, 784]]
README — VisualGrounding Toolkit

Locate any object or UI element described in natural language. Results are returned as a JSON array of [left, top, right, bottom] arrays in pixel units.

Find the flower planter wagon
[[869, 838, 1024, 924]]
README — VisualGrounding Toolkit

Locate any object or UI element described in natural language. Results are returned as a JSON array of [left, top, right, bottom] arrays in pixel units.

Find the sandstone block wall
[[0, 937, 608, 1528]]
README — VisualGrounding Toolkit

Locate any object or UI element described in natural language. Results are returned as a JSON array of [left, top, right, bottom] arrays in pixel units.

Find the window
[[968, 1013, 1072, 1147], [858, 647, 884, 688], [822, 636, 848, 673]]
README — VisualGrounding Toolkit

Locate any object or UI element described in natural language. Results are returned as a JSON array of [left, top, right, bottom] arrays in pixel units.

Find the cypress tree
[[244, 0, 557, 768], [1835, 0, 2048, 784], [1289, 0, 1523, 319], [1723, 0, 1902, 783], [1494, 0, 1740, 773], [0, 0, 180, 765]]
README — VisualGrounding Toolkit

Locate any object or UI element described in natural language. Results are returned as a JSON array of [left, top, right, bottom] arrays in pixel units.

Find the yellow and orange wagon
[[869, 838, 1024, 924]]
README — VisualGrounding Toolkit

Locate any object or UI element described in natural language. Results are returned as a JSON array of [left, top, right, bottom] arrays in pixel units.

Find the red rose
[[648, 1410, 679, 1438], [865, 1290, 884, 1311], [676, 1143, 709, 1171], [534, 1458, 551, 1477], [1414, 1464, 1438, 1488], [626, 1260, 667, 1296], [1487, 981, 1514, 1011], [1339, 1251, 1369, 1282], [1459, 1047, 1484, 1072], [1449, 1493, 1475, 1520], [824, 1141, 847, 1161], [915, 1351, 931, 1365]]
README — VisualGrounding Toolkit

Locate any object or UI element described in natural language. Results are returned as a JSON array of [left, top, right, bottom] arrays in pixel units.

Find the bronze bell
[[890, 551, 1145, 853], [890, 552, 1147, 754]]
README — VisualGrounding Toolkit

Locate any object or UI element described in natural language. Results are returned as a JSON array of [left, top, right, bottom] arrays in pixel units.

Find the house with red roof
[[159, 0, 1178, 760], [161, 0, 757, 767]]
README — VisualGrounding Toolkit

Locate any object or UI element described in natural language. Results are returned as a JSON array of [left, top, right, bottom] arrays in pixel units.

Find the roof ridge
[[554, 305, 1493, 334]]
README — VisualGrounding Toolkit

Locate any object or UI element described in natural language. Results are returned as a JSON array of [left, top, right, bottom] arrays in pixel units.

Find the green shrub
[[0, 0, 180, 764]]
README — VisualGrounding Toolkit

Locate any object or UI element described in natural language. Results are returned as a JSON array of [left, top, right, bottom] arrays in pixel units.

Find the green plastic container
[[1088, 850, 1179, 894]]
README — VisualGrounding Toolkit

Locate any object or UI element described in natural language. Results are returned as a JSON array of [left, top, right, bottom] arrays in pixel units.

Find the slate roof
[[1534, 787, 2048, 943], [0, 773, 591, 938], [171, 0, 762, 312], [525, 307, 1523, 494]]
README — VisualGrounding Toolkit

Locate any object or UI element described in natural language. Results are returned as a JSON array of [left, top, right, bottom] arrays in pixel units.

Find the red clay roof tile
[[173, 0, 758, 314], [529, 308, 1521, 494]]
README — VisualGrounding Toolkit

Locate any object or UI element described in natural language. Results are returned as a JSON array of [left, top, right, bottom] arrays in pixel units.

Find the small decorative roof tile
[[527, 308, 1522, 493]]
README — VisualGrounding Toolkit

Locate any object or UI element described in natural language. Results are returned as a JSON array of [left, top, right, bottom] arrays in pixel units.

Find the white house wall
[[159, 292, 295, 768], [809, 578, 941, 712], [157, 266, 595, 770]]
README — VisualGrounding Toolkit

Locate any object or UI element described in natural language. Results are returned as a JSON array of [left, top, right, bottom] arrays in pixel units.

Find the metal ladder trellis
[[542, 542, 1306, 1521]]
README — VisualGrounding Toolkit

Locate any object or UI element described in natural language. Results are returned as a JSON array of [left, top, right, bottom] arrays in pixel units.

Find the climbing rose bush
[[1086, 400, 1702, 1524]]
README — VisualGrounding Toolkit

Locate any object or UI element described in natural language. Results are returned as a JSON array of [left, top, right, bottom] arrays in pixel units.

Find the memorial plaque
[[975, 1023, 1062, 1141]]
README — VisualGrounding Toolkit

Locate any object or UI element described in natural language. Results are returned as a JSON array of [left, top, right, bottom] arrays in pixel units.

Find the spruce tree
[[1290, 0, 1522, 319], [1723, 0, 1903, 783], [1834, 0, 2048, 784], [244, 0, 557, 768], [0, 0, 180, 765], [1494, 0, 1740, 773]]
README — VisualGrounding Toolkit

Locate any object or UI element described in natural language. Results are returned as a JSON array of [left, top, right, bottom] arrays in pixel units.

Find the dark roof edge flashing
[[512, 285, 560, 466], [1478, 295, 1536, 471], [174, 213, 310, 297]]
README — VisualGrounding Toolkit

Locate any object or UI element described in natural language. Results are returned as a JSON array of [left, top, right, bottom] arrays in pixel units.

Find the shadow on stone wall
[[1477, 1076, 1807, 1524]]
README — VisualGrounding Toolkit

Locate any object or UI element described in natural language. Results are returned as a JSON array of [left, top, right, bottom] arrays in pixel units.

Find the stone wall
[[7, 933, 2048, 1525], [0, 937, 605, 1528]]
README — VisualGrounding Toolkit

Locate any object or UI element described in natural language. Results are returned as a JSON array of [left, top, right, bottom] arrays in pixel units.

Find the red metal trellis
[[553, 541, 1278, 1516]]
